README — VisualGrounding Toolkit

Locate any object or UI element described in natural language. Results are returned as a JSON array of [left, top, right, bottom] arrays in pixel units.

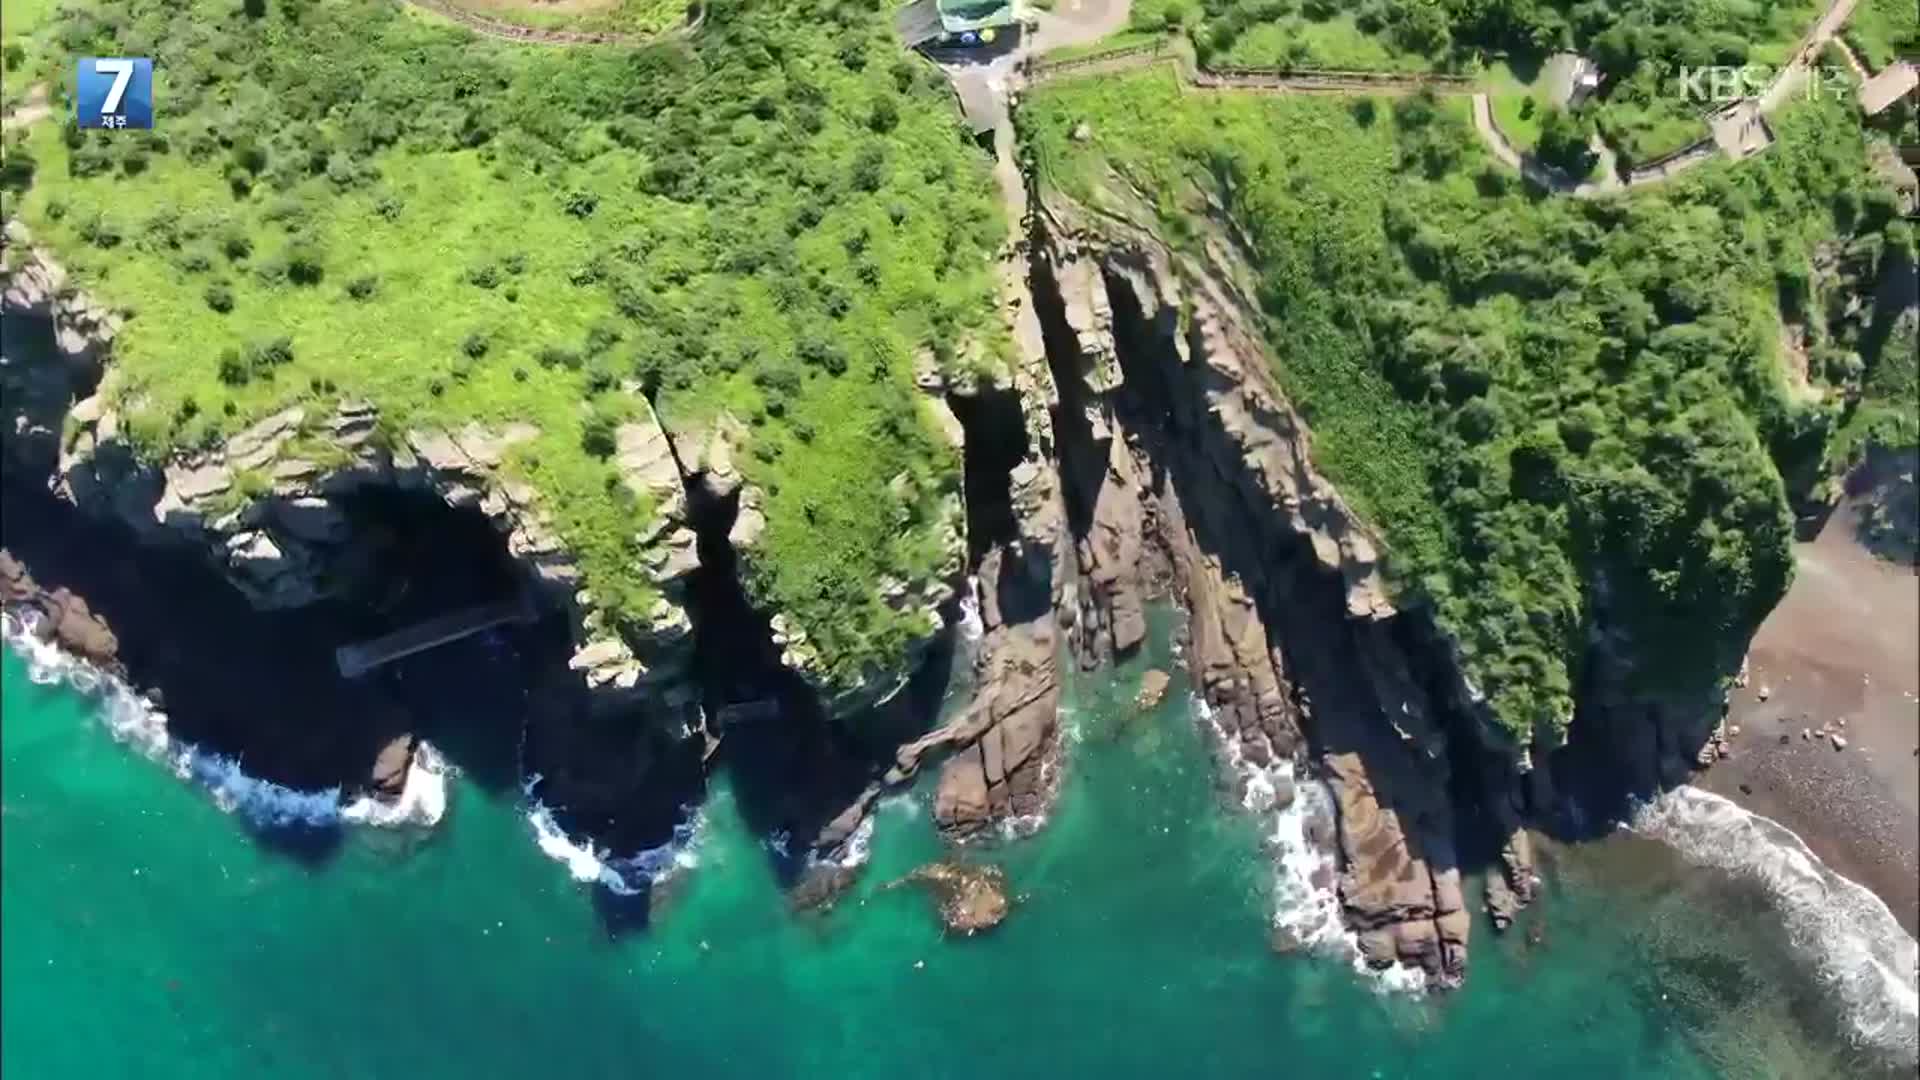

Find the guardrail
[[1026, 39, 1170, 79], [1027, 38, 1480, 95], [1621, 137, 1719, 186]]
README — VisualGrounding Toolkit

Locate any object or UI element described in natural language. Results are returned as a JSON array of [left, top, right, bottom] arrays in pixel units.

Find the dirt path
[[0, 83, 51, 133]]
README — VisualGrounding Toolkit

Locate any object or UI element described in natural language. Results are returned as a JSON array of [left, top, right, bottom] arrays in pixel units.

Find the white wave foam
[[1630, 785, 1919, 1066], [1193, 691, 1428, 995], [4, 609, 448, 833], [341, 742, 449, 828], [520, 775, 704, 895], [957, 577, 985, 645]]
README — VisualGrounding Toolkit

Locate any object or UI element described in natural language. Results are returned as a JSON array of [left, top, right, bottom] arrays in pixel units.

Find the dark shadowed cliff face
[[1018, 206, 1477, 983]]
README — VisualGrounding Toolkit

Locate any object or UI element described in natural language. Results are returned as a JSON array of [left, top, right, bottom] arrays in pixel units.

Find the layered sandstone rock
[[1025, 189, 1507, 983]]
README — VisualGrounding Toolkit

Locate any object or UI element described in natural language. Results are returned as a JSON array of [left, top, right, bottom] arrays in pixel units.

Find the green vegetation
[[1484, 60, 1545, 148], [8, 0, 1007, 691], [1158, 0, 1827, 167], [1, 0, 61, 114], [1025, 71, 1908, 741], [435, 0, 694, 36], [1843, 0, 1920, 71], [1209, 10, 1433, 72]]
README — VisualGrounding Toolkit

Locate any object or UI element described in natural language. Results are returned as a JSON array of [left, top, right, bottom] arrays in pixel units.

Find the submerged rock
[[1136, 669, 1171, 711], [890, 861, 1010, 935]]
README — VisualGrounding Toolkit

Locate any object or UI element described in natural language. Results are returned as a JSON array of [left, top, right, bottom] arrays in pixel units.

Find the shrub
[[252, 336, 295, 368], [70, 144, 113, 178], [286, 245, 325, 285], [204, 281, 235, 313], [0, 145, 33, 193], [462, 331, 490, 358], [222, 231, 252, 260], [217, 347, 250, 386], [345, 274, 378, 300], [78, 214, 123, 249], [467, 263, 501, 289], [849, 146, 885, 192], [585, 321, 622, 355], [536, 344, 582, 370], [1535, 106, 1596, 177], [562, 189, 598, 218], [798, 334, 848, 375], [232, 139, 268, 175], [580, 410, 618, 459]]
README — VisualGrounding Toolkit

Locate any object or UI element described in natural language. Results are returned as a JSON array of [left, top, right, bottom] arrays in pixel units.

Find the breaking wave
[[3, 609, 445, 831], [1630, 785, 1919, 1066], [341, 742, 449, 828], [520, 774, 704, 895], [956, 576, 985, 646], [1193, 692, 1428, 994]]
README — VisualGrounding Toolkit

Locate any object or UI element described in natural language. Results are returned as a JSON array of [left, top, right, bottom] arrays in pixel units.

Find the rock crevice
[[1022, 190, 1510, 983]]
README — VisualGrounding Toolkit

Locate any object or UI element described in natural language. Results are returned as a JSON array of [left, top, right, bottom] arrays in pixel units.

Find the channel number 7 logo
[[76, 57, 154, 130]]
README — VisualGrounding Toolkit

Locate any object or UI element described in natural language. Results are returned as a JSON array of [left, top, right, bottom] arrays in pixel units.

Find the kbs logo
[[76, 57, 154, 130], [1674, 64, 1852, 105]]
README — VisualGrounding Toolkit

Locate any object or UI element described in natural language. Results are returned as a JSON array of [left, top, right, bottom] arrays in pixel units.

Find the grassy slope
[[1, 0, 63, 110], [436, 0, 691, 35], [1216, 11, 1433, 72], [8, 0, 1006, 689], [1025, 70, 1902, 742]]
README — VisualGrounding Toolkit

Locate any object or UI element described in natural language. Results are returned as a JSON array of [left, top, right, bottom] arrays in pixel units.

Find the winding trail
[[1019, 0, 1871, 197], [0, 83, 52, 133]]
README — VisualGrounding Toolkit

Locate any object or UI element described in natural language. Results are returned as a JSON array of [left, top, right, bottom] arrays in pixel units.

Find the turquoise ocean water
[[2, 611, 1907, 1079]]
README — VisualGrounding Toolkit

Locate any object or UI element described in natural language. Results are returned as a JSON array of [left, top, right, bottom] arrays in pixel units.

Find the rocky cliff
[[2, 135, 1746, 976], [2, 224, 701, 709], [1015, 186, 1543, 984]]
